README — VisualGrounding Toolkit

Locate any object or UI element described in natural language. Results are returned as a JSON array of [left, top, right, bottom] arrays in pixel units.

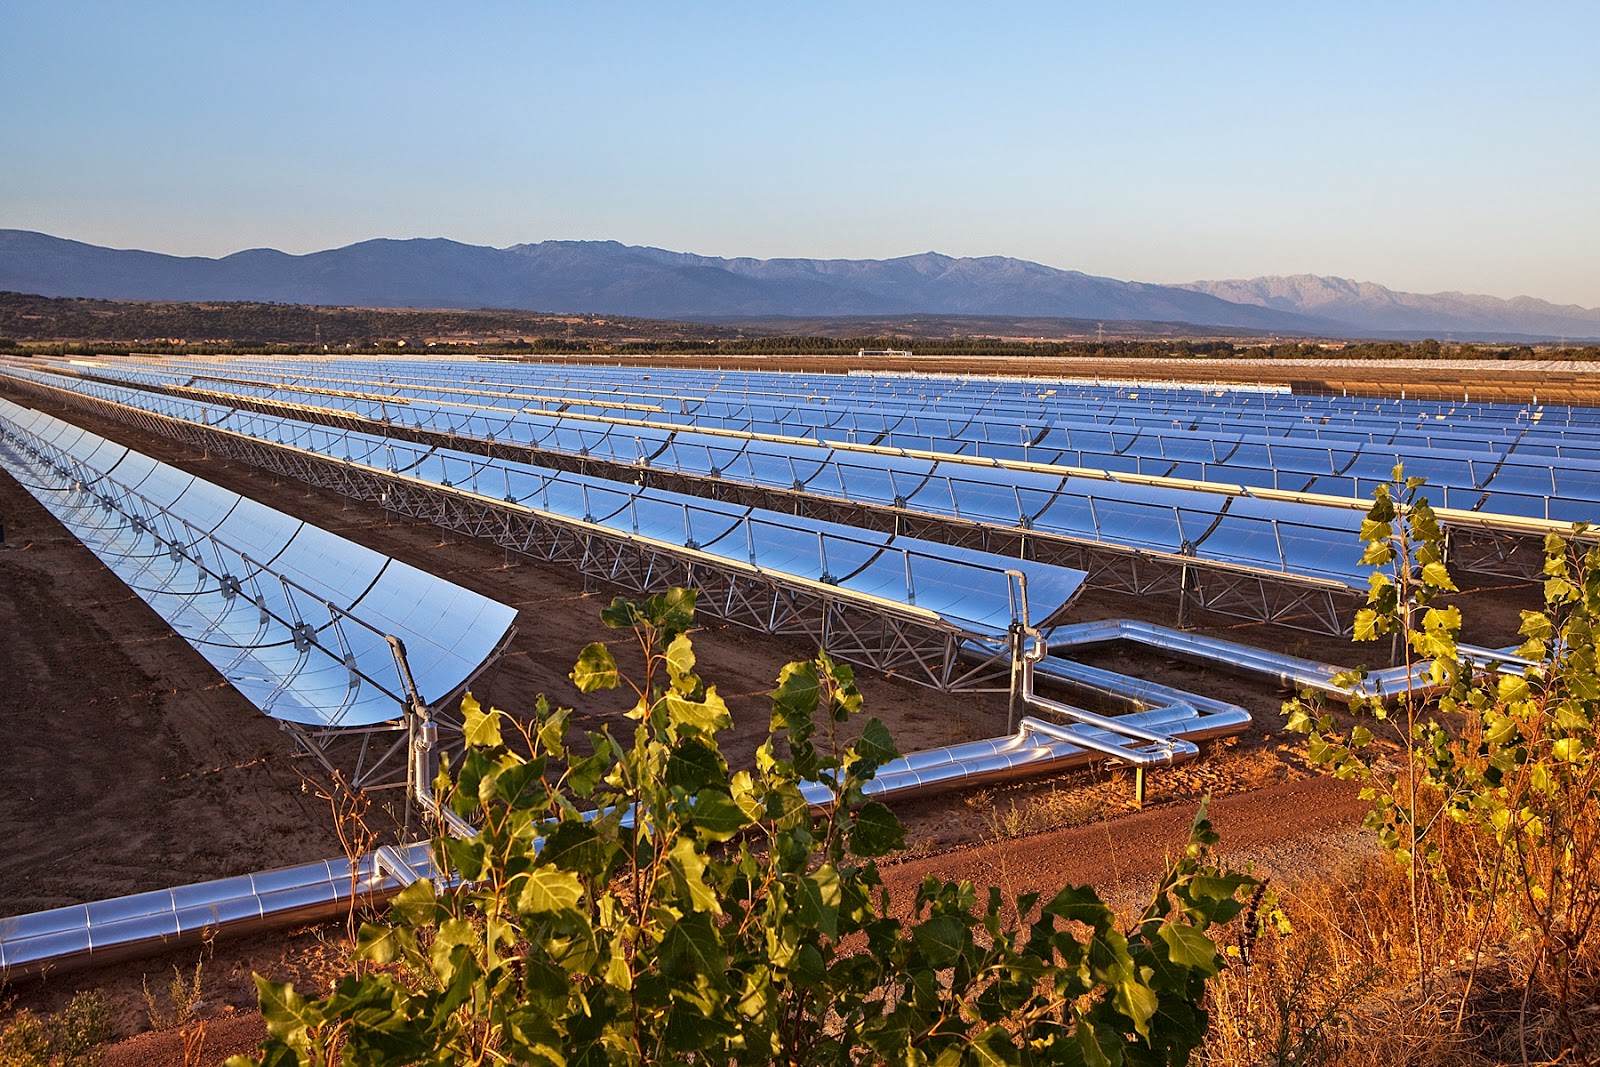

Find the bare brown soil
[[0, 378, 1551, 1064]]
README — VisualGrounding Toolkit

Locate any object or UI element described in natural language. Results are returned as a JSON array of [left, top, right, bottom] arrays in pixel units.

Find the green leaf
[[913, 913, 968, 968], [1360, 540, 1397, 566], [659, 910, 728, 986], [461, 693, 502, 749], [669, 836, 721, 913], [1353, 608, 1381, 642], [355, 922, 402, 965], [603, 942, 633, 991], [518, 867, 584, 913], [1421, 560, 1458, 592], [538, 819, 613, 879], [1112, 974, 1159, 1039], [797, 864, 843, 937], [388, 878, 441, 927], [599, 596, 641, 629], [765, 783, 811, 829], [1552, 737, 1584, 763], [1497, 674, 1530, 706], [691, 789, 754, 842], [569, 642, 620, 693], [1158, 922, 1220, 973], [665, 686, 732, 736], [667, 736, 728, 793], [770, 660, 821, 724], [1041, 882, 1112, 924], [852, 716, 900, 771], [1358, 517, 1392, 544], [1074, 1013, 1123, 1067], [255, 976, 324, 1039], [534, 699, 568, 757], [849, 801, 906, 857], [665, 631, 697, 690], [645, 586, 698, 637], [484, 758, 546, 810], [970, 1025, 1024, 1067]]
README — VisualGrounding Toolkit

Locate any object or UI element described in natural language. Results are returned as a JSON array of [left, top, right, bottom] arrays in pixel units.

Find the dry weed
[[1201, 851, 1600, 1066]]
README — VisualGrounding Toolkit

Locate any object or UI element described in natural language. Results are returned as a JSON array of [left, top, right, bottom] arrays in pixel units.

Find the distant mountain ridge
[[0, 231, 1315, 331], [1, 230, 1594, 340], [1182, 274, 1600, 340]]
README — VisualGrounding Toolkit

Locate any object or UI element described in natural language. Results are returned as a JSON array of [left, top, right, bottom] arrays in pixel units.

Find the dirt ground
[[0, 383, 1549, 1063]]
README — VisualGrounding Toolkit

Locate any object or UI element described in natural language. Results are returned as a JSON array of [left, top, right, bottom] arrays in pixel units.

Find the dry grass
[[1200, 843, 1600, 1066], [967, 784, 1107, 841]]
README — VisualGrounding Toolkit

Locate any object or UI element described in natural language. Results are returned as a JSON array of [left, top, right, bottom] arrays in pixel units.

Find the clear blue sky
[[4, 1, 1597, 305]]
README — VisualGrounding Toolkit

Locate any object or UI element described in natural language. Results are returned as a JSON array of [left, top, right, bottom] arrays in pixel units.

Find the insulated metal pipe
[[1046, 618, 1528, 701]]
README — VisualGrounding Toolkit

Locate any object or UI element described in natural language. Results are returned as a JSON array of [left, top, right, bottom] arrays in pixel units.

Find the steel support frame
[[1442, 523, 1553, 581], [4, 379, 1012, 693], [279, 719, 413, 791]]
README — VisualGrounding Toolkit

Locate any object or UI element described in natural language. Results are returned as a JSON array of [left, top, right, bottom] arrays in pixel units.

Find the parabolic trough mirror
[[0, 396, 519, 787]]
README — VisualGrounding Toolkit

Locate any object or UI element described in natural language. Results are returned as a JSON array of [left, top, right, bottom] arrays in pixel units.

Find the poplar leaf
[[1421, 560, 1457, 592], [519, 868, 584, 914], [1159, 923, 1220, 973], [570, 642, 620, 692], [462, 697, 501, 748]]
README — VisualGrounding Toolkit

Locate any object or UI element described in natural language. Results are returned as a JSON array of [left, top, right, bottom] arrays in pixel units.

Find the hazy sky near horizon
[[4, 1, 1597, 306]]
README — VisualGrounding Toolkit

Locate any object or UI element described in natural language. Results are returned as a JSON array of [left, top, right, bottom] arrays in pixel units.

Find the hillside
[[0, 231, 1328, 333], [7, 231, 1596, 339], [1183, 274, 1600, 341]]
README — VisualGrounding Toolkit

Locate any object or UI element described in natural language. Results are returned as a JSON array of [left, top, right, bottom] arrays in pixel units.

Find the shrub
[[1282, 472, 1600, 1061], [231, 589, 1260, 1067], [0, 992, 111, 1067]]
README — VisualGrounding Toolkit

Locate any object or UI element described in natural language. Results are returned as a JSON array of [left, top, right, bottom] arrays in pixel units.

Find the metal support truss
[[1442, 523, 1555, 581], [3, 379, 1014, 692], [279, 719, 412, 791]]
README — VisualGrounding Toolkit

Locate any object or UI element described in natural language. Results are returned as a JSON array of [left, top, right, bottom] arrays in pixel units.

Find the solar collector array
[[66, 357, 1598, 456], [8, 365, 1376, 588], [0, 373, 1086, 636], [61, 358, 1600, 522], [0, 397, 518, 728], [171, 357, 1594, 436], [84, 369, 1540, 573]]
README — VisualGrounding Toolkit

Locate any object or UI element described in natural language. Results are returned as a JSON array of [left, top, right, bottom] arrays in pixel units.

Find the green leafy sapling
[[234, 589, 1260, 1067]]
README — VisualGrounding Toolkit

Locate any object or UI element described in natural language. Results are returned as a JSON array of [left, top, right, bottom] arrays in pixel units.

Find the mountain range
[[2, 230, 1596, 341]]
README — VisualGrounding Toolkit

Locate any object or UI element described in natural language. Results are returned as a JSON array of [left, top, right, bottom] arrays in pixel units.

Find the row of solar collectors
[[44, 359, 1582, 486], [160, 371, 1600, 521], [214, 357, 1595, 436], [124, 357, 1600, 460], [61, 360, 1597, 523], [188, 356, 1561, 429], [0, 398, 517, 728], [8, 365, 1384, 590], [148, 356, 1590, 443], [0, 369, 1088, 635]]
